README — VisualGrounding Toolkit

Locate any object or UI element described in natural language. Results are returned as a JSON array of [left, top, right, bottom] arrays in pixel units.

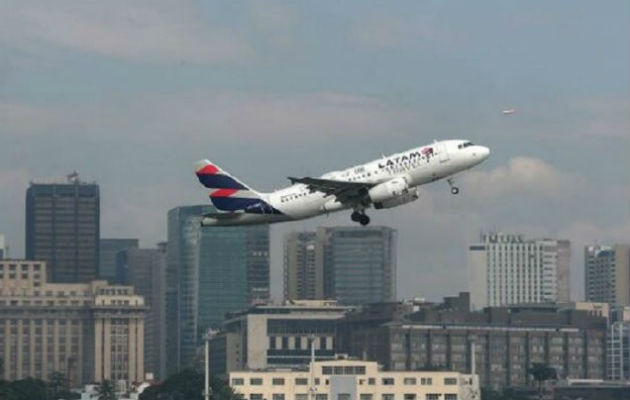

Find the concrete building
[[585, 244, 630, 306], [468, 232, 570, 310], [0, 259, 145, 386], [118, 244, 167, 379], [166, 205, 270, 373], [340, 293, 607, 390], [209, 300, 353, 375], [26, 176, 100, 283], [607, 305, 630, 382], [99, 238, 138, 282], [229, 358, 480, 400], [284, 232, 324, 300]]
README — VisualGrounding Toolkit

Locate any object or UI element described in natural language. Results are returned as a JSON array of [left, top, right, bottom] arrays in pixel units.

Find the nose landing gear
[[351, 211, 371, 226], [447, 178, 460, 195]]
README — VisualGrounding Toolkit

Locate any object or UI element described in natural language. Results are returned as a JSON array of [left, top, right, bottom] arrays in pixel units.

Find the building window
[[251, 395, 263, 400], [295, 378, 308, 385], [295, 336, 302, 349], [368, 378, 376, 385], [315, 395, 328, 400], [360, 395, 373, 400], [273, 394, 285, 400], [322, 366, 332, 375], [231, 378, 244, 386], [296, 395, 308, 400], [404, 395, 416, 400], [403, 378, 416, 385], [269, 336, 276, 349], [382, 378, 394, 385], [320, 336, 327, 349], [282, 336, 289, 349], [272, 378, 285, 385], [338, 394, 351, 400], [425, 395, 440, 400], [382, 394, 394, 400], [420, 378, 432, 385], [444, 395, 458, 400], [250, 378, 263, 385], [444, 378, 457, 385]]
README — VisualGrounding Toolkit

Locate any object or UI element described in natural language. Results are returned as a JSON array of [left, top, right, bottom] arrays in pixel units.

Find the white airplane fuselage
[[198, 140, 490, 226]]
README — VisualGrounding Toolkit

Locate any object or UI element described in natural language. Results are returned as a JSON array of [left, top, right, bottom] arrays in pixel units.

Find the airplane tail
[[194, 159, 278, 214]]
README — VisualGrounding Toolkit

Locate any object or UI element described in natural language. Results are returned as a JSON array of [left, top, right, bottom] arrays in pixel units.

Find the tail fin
[[195, 160, 279, 214]]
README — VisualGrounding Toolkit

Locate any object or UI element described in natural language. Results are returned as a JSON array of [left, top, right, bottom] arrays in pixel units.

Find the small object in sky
[[502, 108, 516, 115]]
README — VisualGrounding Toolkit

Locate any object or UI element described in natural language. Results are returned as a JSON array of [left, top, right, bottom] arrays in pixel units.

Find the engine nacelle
[[368, 177, 410, 203], [374, 187, 419, 209]]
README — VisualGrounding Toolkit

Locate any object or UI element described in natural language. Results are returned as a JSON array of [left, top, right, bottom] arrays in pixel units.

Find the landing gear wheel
[[351, 211, 361, 222], [359, 215, 370, 226], [450, 186, 460, 195]]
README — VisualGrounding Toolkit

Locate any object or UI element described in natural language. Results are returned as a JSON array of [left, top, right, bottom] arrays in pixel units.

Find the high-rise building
[[468, 232, 570, 310], [99, 238, 138, 282], [321, 226, 397, 305], [25, 176, 100, 283], [0, 259, 145, 387], [118, 244, 167, 379], [585, 244, 630, 306], [166, 205, 269, 373], [284, 227, 397, 305], [284, 232, 323, 300], [0, 234, 6, 259]]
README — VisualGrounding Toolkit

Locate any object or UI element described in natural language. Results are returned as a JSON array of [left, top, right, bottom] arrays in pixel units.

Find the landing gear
[[351, 210, 371, 226], [447, 178, 460, 195]]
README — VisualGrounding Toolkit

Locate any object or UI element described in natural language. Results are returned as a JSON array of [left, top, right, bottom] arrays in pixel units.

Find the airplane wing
[[288, 176, 374, 203]]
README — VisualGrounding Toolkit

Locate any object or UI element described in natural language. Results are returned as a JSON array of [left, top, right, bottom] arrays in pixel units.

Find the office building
[[229, 358, 479, 400], [209, 300, 352, 375], [607, 305, 630, 381], [0, 259, 145, 386], [340, 293, 607, 390], [99, 238, 138, 282], [119, 244, 167, 379], [468, 232, 570, 309], [284, 232, 324, 300], [0, 234, 6, 259], [25, 175, 100, 283], [166, 205, 269, 373], [585, 244, 630, 306]]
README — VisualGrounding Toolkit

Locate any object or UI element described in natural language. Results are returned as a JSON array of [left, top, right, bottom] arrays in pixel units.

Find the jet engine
[[373, 188, 419, 209], [368, 177, 410, 203]]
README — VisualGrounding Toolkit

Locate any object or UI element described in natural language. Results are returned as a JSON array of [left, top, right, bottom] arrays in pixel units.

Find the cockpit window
[[458, 141, 474, 149]]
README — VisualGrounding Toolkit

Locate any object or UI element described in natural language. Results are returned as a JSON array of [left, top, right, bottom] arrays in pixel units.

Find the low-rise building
[[0, 259, 145, 386], [230, 358, 479, 400]]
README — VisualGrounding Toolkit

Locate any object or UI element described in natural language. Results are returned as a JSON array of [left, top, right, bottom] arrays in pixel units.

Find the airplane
[[195, 139, 490, 226]]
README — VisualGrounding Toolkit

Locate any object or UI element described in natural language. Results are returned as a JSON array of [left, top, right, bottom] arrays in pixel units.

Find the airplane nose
[[480, 146, 490, 160]]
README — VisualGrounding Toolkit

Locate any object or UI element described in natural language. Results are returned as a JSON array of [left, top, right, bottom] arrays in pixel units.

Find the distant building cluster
[[0, 174, 628, 396]]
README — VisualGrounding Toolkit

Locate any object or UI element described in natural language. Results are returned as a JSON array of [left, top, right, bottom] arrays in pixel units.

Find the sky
[[0, 0, 628, 301]]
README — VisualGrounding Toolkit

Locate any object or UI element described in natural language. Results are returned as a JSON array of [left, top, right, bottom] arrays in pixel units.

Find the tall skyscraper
[[25, 176, 100, 283], [0, 234, 6, 259], [468, 232, 571, 310], [118, 244, 167, 378], [166, 205, 269, 373], [585, 244, 630, 306], [283, 232, 324, 300], [284, 227, 397, 304], [99, 238, 138, 282]]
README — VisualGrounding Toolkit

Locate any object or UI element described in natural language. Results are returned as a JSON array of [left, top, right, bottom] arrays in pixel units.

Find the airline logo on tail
[[195, 160, 282, 215]]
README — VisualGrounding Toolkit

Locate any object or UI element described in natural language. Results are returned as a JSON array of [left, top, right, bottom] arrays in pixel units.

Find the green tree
[[139, 369, 242, 400], [48, 371, 67, 399], [528, 363, 557, 399], [97, 380, 116, 400]]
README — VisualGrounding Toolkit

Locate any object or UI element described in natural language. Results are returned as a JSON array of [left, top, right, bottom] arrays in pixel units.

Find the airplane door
[[437, 142, 449, 163]]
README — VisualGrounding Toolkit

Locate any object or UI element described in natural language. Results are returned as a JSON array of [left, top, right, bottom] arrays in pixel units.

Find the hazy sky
[[1, 1, 628, 301]]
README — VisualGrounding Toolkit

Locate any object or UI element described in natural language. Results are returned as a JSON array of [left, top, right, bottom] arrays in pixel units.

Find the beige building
[[229, 358, 479, 400], [0, 260, 145, 387], [585, 244, 630, 306]]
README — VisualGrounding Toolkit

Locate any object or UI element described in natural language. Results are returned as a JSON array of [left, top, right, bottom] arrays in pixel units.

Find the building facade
[[0, 260, 145, 386], [468, 233, 570, 309], [98, 238, 138, 282], [0, 234, 6, 259], [229, 358, 479, 400], [585, 244, 630, 306], [119, 245, 167, 379], [166, 205, 270, 373], [607, 306, 630, 381], [341, 293, 607, 390], [284, 232, 324, 300], [209, 300, 353, 375], [26, 177, 100, 283]]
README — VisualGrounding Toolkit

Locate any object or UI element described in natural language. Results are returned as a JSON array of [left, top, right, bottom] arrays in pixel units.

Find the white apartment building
[[229, 358, 479, 400], [468, 233, 570, 310]]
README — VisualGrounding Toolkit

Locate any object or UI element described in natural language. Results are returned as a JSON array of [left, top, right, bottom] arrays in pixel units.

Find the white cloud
[[0, 0, 254, 64]]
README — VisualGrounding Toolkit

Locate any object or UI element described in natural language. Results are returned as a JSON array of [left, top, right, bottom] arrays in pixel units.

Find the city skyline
[[0, 1, 627, 303]]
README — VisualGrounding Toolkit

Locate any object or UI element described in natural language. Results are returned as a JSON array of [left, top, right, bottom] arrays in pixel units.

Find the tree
[[97, 380, 116, 400], [48, 371, 67, 399], [527, 363, 557, 400], [139, 369, 242, 400]]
